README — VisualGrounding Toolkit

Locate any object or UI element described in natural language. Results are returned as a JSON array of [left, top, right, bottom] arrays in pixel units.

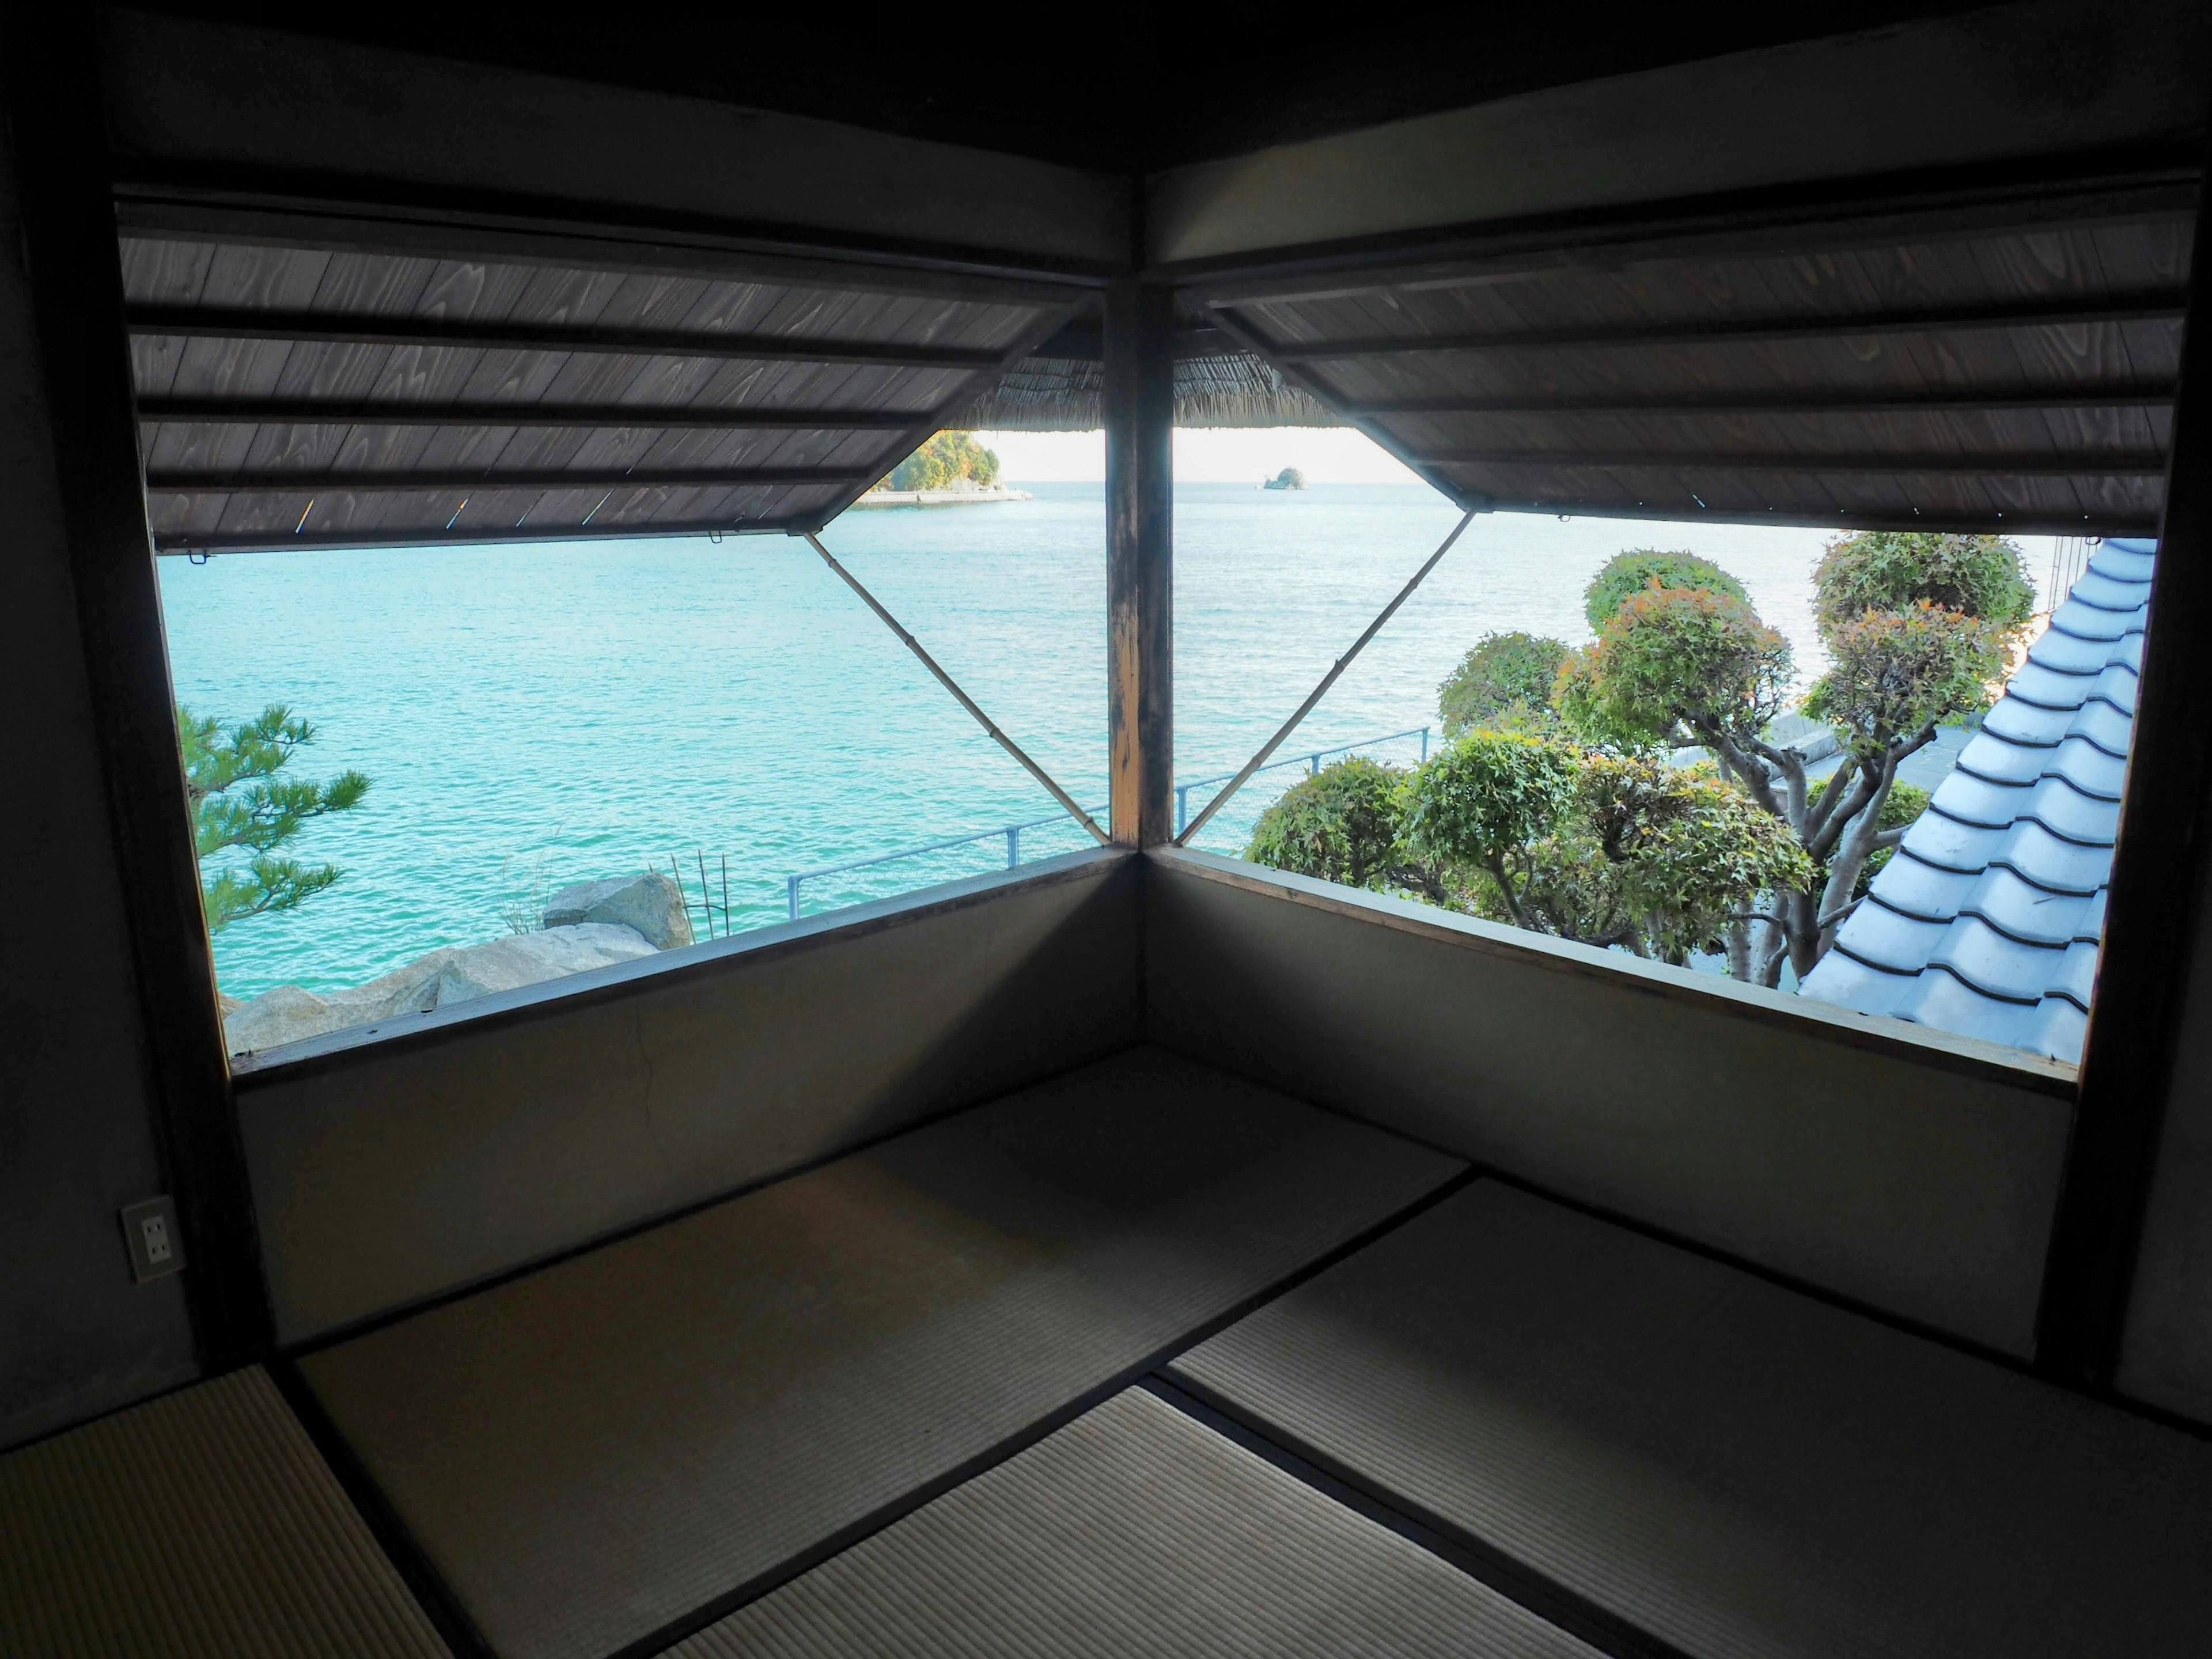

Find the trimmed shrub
[[1584, 549, 1749, 631]]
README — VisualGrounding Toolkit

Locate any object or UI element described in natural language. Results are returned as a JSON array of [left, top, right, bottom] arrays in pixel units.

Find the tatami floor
[[5, 1047, 2209, 1659]]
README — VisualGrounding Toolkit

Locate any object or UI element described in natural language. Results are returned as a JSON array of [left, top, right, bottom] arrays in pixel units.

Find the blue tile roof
[[1799, 538, 2153, 1062]]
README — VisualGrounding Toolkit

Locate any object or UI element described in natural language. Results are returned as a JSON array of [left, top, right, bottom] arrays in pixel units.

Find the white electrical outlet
[[120, 1197, 184, 1283]]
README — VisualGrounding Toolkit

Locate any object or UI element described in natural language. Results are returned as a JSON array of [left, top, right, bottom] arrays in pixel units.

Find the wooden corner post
[[1105, 281, 1174, 846]]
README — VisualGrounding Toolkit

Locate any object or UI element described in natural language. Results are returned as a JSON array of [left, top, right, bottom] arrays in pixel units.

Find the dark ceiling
[[123, 2, 2007, 175]]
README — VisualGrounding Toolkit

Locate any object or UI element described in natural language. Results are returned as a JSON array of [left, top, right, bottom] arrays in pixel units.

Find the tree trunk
[[1725, 916, 1752, 982], [1388, 862, 1452, 908], [1484, 853, 1526, 927], [1779, 886, 1821, 982], [1816, 762, 1899, 955], [1759, 893, 1793, 988]]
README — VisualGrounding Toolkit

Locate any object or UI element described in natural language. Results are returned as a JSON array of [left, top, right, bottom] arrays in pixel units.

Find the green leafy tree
[[1802, 604, 2008, 754], [1811, 532, 2033, 638], [888, 430, 1002, 491], [1248, 534, 2013, 983], [1612, 770, 1815, 968], [1559, 584, 1794, 757], [1438, 631, 1570, 737], [1559, 531, 2026, 985], [1245, 757, 1407, 891], [1584, 549, 1749, 632], [179, 704, 370, 931], [1396, 732, 1578, 927], [1245, 745, 1810, 968], [1507, 754, 1816, 966]]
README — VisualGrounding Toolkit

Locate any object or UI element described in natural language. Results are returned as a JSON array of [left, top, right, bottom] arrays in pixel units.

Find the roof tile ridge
[[1918, 953, 2049, 1007]]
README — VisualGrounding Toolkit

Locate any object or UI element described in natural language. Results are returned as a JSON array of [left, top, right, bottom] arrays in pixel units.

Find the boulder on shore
[[542, 871, 693, 950], [221, 923, 657, 1056], [221, 983, 334, 1054]]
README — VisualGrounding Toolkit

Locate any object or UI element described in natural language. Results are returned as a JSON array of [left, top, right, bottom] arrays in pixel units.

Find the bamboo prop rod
[[1175, 506, 1479, 847], [804, 531, 1111, 846]]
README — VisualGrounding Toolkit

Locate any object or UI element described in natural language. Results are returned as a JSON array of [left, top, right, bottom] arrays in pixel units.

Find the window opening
[[1205, 494, 2129, 1066]]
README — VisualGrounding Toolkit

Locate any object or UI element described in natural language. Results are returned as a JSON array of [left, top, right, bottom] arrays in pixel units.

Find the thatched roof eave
[[959, 351, 1340, 431]]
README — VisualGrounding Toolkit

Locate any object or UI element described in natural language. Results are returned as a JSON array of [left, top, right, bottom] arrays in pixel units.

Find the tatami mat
[[302, 1047, 1461, 1659], [1173, 1180, 2212, 1659], [0, 1366, 448, 1659], [664, 1387, 1600, 1659]]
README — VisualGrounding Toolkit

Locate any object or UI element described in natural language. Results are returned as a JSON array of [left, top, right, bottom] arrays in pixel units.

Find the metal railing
[[783, 804, 1107, 921], [1173, 725, 1431, 836], [780, 723, 1434, 921]]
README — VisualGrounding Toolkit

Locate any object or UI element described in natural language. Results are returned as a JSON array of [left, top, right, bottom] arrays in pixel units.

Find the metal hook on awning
[[1175, 505, 1479, 847], [802, 530, 1111, 847]]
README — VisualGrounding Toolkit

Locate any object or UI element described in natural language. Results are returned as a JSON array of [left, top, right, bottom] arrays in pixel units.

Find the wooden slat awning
[[121, 226, 1078, 552], [1194, 183, 2195, 535]]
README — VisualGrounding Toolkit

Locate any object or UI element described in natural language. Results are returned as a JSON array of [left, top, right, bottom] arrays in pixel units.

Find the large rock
[[357, 925, 660, 1010], [221, 983, 342, 1055], [542, 871, 693, 950], [222, 923, 658, 1056]]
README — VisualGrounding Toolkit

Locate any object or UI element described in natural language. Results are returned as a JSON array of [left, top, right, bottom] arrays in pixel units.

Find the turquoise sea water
[[158, 482, 2046, 998]]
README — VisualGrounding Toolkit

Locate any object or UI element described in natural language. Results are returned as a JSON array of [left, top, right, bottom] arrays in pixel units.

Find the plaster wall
[[2119, 884, 2212, 1425], [0, 115, 197, 1452], [237, 851, 1141, 1344], [1143, 850, 2076, 1358], [101, 9, 1130, 276], [1147, 0, 2209, 268]]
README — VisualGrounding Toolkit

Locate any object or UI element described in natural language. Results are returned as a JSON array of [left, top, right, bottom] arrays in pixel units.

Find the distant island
[[859, 430, 1030, 508], [1263, 467, 1308, 491]]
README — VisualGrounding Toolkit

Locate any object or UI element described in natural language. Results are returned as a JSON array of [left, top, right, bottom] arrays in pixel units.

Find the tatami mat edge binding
[[1138, 1374, 1699, 1659], [0, 1366, 449, 1659], [662, 1387, 1603, 1658], [1172, 1179, 2212, 1659], [301, 1046, 1464, 1659]]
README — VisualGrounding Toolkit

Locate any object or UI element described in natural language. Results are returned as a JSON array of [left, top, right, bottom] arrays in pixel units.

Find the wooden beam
[[2038, 139, 2212, 1393], [1167, 170, 2199, 300], [1104, 281, 1173, 849], [1026, 318, 1245, 361], [136, 397, 929, 431], [156, 518, 807, 555], [3, 12, 271, 1366], [1248, 294, 2188, 362], [125, 305, 1009, 370], [1176, 509, 1476, 849], [1423, 451, 2169, 478], [145, 467, 872, 494], [1354, 387, 2180, 418], [114, 198, 1092, 311], [1455, 501, 2161, 537], [804, 532, 1107, 849]]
